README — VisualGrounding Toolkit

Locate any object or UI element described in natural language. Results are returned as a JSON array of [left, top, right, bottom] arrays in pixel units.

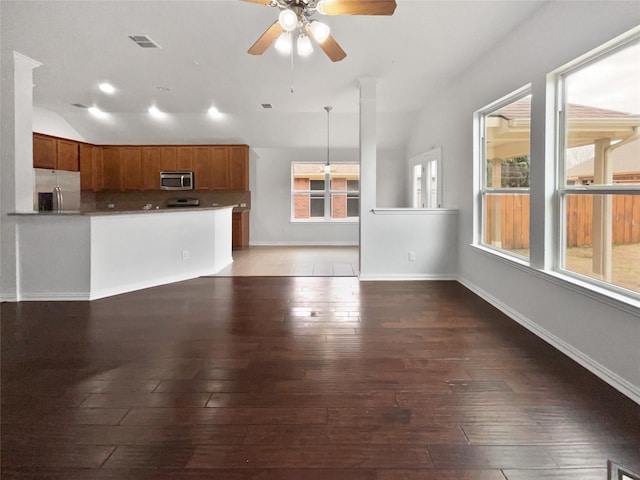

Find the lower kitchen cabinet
[[232, 211, 250, 249]]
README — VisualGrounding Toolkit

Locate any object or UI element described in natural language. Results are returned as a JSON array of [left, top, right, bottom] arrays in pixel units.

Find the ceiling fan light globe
[[309, 21, 330, 43], [297, 34, 313, 56], [316, 0, 327, 15], [278, 9, 298, 32], [274, 32, 292, 54]]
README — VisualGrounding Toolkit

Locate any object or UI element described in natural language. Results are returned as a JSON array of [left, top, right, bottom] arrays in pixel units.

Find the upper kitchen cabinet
[[142, 147, 161, 191], [33, 133, 79, 171], [228, 146, 249, 191], [193, 147, 213, 190], [33, 133, 57, 169], [57, 139, 79, 171], [210, 147, 230, 190], [160, 147, 177, 171], [121, 147, 142, 191], [177, 147, 193, 171], [79, 144, 104, 192], [102, 147, 122, 191]]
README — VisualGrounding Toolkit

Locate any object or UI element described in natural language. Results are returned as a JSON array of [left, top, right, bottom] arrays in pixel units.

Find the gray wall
[[407, 1, 640, 401], [249, 146, 406, 245]]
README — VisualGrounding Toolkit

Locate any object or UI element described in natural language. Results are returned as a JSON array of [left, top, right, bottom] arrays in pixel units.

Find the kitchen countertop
[[10, 205, 239, 216]]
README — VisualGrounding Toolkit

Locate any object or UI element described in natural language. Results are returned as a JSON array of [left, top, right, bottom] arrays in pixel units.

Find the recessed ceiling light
[[148, 105, 165, 118], [208, 106, 222, 118], [99, 82, 115, 94], [88, 106, 102, 115]]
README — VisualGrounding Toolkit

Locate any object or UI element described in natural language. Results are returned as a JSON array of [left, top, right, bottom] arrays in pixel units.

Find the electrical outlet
[[408, 251, 416, 261], [240, 203, 247, 207], [182, 250, 189, 261]]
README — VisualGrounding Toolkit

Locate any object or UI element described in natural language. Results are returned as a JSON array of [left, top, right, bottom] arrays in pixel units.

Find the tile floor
[[213, 246, 359, 277]]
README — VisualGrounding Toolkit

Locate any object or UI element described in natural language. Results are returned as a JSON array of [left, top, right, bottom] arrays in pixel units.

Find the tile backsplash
[[84, 190, 251, 212]]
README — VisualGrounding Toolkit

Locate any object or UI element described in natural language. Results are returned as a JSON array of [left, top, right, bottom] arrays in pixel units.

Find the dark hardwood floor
[[2, 277, 639, 479]]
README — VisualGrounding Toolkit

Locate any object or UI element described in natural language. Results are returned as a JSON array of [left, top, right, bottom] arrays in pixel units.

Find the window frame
[[554, 34, 640, 300], [291, 162, 360, 223], [475, 85, 532, 261]]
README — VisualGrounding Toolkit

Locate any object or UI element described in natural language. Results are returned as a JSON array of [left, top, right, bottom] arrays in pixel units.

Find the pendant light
[[324, 106, 332, 174]]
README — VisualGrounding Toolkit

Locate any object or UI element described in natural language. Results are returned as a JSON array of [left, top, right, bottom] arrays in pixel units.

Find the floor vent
[[129, 35, 161, 49]]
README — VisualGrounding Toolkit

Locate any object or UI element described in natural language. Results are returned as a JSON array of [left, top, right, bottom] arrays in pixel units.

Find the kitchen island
[[13, 206, 233, 300]]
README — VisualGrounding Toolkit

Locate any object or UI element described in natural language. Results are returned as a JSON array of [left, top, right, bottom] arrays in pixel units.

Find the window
[[557, 37, 640, 296], [478, 90, 532, 258], [292, 163, 360, 221]]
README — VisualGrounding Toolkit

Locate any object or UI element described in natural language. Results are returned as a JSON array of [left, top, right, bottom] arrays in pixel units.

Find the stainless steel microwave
[[160, 171, 193, 190]]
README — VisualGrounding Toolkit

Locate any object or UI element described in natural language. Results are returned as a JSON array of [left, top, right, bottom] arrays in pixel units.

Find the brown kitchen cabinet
[[160, 146, 177, 171], [141, 147, 161, 190], [33, 134, 57, 169], [121, 147, 142, 191], [80, 143, 104, 191], [102, 147, 122, 191], [176, 147, 193, 171], [228, 146, 249, 191], [193, 147, 213, 190], [56, 139, 79, 171], [232, 210, 250, 249], [33, 133, 79, 171], [210, 147, 230, 190]]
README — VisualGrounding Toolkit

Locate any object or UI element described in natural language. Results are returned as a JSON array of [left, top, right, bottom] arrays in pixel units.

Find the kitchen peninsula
[[14, 206, 233, 300]]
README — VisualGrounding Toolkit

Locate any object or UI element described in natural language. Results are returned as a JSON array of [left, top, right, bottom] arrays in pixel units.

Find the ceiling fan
[[242, 0, 397, 62]]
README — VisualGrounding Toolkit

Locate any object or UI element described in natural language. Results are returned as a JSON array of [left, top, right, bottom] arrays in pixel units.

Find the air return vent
[[129, 35, 161, 49], [72, 103, 88, 109], [261, 103, 273, 109]]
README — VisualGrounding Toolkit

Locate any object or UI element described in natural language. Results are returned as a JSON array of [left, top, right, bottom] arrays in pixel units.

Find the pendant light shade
[[297, 33, 313, 56], [278, 9, 298, 32], [309, 20, 330, 43], [274, 32, 292, 54]]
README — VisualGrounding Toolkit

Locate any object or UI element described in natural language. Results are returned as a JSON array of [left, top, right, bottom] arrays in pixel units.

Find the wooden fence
[[485, 194, 640, 249]]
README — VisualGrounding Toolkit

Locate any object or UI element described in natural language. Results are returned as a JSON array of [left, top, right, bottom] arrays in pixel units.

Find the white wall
[[250, 146, 406, 245], [33, 106, 86, 141], [407, 1, 640, 402]]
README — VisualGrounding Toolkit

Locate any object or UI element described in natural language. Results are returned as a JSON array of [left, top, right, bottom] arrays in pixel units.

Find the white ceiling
[[2, 0, 546, 149]]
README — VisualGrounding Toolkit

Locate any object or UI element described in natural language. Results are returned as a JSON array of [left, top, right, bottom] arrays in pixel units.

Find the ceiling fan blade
[[321, 0, 396, 15], [305, 23, 346, 61], [248, 22, 284, 55], [318, 34, 347, 62], [240, 0, 274, 5]]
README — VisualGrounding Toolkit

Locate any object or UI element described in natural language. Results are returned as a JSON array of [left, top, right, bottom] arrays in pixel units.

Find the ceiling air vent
[[129, 35, 161, 49], [72, 103, 88, 109], [261, 103, 273, 109]]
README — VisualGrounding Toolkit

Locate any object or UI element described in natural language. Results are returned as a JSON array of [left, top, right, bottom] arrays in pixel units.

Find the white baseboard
[[18, 292, 90, 301], [89, 269, 216, 300], [458, 276, 640, 406], [0, 293, 18, 302], [250, 241, 359, 246], [359, 273, 457, 281]]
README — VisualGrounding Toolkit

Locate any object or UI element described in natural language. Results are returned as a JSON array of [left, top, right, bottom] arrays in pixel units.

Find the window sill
[[371, 208, 458, 215], [470, 243, 640, 315], [290, 219, 359, 224]]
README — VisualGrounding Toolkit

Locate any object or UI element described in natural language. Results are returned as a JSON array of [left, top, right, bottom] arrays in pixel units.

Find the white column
[[14, 53, 41, 212], [592, 137, 612, 281], [0, 51, 41, 300], [357, 77, 377, 276]]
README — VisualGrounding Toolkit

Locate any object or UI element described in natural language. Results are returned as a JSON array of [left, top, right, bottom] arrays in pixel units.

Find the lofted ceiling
[[1, 0, 546, 149]]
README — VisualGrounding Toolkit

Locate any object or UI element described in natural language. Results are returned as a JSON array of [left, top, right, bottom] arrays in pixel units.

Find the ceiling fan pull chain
[[290, 44, 295, 93]]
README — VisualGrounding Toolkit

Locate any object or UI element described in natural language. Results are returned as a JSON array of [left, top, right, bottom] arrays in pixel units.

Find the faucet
[[52, 186, 63, 212]]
